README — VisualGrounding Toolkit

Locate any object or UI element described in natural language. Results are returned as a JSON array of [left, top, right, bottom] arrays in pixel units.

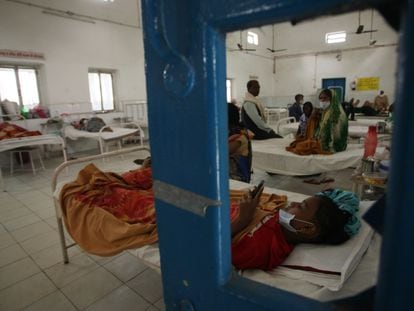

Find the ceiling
[[6, 0, 141, 27], [226, 9, 398, 57]]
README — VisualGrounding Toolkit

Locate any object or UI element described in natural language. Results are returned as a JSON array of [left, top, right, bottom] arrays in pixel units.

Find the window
[[247, 31, 259, 45], [226, 79, 233, 103], [325, 31, 347, 44], [0, 65, 40, 109], [88, 71, 115, 111]]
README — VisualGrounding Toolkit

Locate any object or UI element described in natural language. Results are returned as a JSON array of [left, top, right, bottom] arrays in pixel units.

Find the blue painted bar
[[141, 0, 411, 309]]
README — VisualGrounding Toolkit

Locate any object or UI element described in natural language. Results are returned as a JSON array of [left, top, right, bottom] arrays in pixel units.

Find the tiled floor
[[0, 146, 358, 310]]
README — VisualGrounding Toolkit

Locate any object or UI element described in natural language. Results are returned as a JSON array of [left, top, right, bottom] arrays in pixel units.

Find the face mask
[[319, 101, 330, 110], [279, 209, 297, 232], [299, 100, 304, 105], [279, 209, 315, 233]]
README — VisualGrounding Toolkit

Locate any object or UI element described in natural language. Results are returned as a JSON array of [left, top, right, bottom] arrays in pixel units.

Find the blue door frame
[[322, 78, 346, 103], [141, 0, 414, 309]]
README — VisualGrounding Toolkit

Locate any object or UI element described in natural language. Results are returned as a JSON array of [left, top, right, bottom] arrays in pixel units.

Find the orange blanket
[[0, 122, 41, 140], [60, 164, 287, 256], [286, 116, 332, 155]]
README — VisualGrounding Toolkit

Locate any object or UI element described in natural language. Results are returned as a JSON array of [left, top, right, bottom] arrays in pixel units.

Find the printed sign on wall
[[0, 49, 45, 60], [356, 77, 380, 91]]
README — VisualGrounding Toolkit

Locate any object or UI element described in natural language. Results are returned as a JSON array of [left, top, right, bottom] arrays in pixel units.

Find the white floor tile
[[35, 208, 57, 220], [31, 243, 82, 270], [85, 285, 150, 311], [0, 257, 41, 290], [20, 230, 60, 254], [154, 298, 166, 311], [10, 220, 54, 242], [0, 272, 56, 311], [0, 232, 16, 250], [103, 252, 148, 282], [88, 252, 122, 265], [3, 213, 42, 231], [23, 290, 77, 311], [0, 243, 27, 267], [127, 268, 164, 303], [44, 216, 59, 229], [45, 253, 99, 288], [0, 206, 32, 222], [61, 267, 122, 310]]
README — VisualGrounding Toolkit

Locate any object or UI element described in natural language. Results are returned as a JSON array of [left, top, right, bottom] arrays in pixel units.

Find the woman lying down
[[60, 160, 360, 271]]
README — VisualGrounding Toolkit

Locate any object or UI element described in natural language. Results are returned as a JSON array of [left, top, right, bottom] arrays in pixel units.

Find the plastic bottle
[[363, 125, 378, 158]]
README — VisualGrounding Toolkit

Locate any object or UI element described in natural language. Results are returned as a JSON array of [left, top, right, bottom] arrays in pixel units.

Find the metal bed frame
[[51, 146, 150, 263]]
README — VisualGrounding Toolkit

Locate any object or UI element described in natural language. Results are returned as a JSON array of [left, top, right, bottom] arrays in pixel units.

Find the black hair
[[319, 89, 332, 100], [389, 103, 395, 113], [303, 101, 313, 110], [312, 196, 351, 245], [228, 102, 241, 132], [295, 94, 304, 101], [246, 80, 259, 90]]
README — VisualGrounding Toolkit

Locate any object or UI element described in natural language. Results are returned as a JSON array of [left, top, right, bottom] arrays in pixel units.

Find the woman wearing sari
[[315, 89, 348, 152]]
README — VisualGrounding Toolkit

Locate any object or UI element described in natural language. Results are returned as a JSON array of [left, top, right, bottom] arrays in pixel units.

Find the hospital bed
[[51, 148, 379, 302], [277, 122, 391, 139], [0, 134, 67, 189], [63, 121, 144, 155], [252, 138, 367, 176]]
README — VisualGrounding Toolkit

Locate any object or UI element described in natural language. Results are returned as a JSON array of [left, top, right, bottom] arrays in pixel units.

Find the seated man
[[241, 80, 282, 140]]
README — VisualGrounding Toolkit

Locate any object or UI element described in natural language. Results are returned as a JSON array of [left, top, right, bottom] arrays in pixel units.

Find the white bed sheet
[[252, 138, 364, 176], [277, 122, 387, 138], [64, 125, 139, 141], [0, 134, 67, 188], [130, 181, 378, 301]]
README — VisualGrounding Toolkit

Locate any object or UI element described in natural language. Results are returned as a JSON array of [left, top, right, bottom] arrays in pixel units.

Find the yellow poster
[[356, 77, 380, 91]]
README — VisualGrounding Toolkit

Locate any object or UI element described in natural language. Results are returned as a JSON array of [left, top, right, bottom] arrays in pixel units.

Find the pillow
[[267, 201, 374, 291], [1, 100, 21, 120]]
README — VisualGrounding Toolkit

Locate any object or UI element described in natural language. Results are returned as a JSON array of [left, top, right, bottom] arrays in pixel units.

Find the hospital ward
[[0, 0, 412, 310]]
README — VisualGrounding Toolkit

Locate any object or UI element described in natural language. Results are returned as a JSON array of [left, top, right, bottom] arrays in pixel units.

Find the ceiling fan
[[348, 11, 378, 35], [267, 25, 287, 53], [229, 31, 256, 52], [368, 10, 377, 45]]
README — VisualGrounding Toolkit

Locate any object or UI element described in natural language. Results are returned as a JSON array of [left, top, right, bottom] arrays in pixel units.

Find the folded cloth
[[0, 122, 41, 140]]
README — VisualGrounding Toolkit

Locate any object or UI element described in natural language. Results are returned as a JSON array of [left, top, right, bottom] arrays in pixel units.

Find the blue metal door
[[322, 78, 346, 102], [141, 0, 414, 310]]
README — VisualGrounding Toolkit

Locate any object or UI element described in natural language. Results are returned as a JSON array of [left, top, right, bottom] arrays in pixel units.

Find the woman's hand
[[231, 187, 263, 236]]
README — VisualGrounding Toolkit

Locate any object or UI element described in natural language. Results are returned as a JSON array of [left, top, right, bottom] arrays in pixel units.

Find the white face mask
[[279, 209, 315, 233], [319, 101, 330, 110], [299, 100, 304, 105]]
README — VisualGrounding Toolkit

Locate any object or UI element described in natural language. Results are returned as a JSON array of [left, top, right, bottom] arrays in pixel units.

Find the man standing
[[288, 94, 304, 122], [241, 80, 281, 140]]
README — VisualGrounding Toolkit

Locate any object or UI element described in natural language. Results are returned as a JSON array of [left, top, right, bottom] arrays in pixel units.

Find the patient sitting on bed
[[231, 187, 360, 270]]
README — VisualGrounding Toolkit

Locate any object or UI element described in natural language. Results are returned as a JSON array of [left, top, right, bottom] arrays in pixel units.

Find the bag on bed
[[86, 117, 112, 132]]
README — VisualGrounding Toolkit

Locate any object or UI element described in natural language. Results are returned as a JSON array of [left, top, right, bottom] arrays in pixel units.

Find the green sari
[[316, 91, 348, 152]]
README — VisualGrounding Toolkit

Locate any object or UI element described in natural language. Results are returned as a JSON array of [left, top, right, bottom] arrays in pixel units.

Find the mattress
[[130, 180, 378, 301], [252, 138, 364, 176]]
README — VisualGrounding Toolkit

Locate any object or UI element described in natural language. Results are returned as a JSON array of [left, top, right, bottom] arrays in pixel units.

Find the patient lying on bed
[[60, 163, 360, 271], [231, 187, 360, 270]]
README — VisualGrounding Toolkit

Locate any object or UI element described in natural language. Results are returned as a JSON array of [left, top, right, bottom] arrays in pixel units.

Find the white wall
[[0, 1, 146, 113], [226, 9, 399, 107], [226, 51, 274, 105], [273, 45, 398, 106]]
